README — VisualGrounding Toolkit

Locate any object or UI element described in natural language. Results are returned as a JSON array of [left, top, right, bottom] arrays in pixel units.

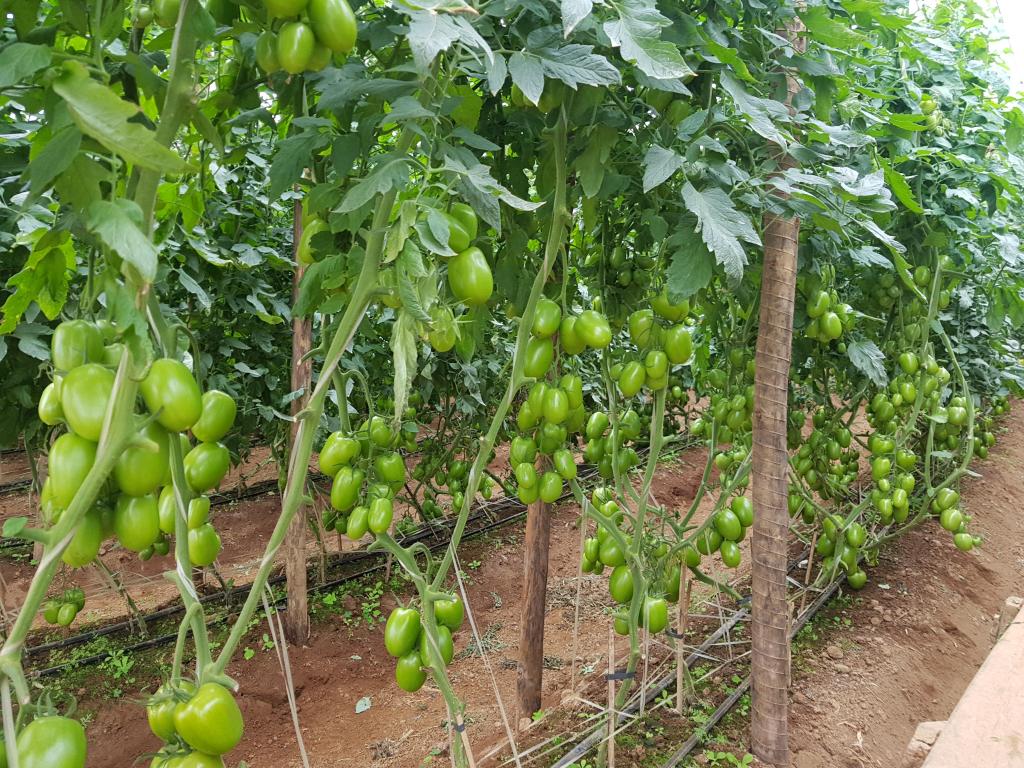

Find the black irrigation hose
[[658, 577, 843, 768]]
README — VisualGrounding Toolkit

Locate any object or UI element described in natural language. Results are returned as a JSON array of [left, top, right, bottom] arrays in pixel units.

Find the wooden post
[[607, 623, 616, 768], [676, 567, 692, 714], [750, 16, 804, 765], [516, 457, 551, 721], [284, 197, 312, 646]]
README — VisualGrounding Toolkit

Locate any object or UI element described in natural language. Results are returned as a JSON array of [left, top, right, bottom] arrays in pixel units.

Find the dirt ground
[[4, 404, 1021, 768]]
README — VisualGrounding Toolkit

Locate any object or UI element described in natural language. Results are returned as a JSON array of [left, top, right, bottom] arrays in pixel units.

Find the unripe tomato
[[61, 508, 104, 567], [266, 0, 306, 17], [134, 4, 154, 27], [542, 387, 569, 424], [515, 462, 537, 488], [38, 382, 64, 426], [553, 448, 577, 480], [510, 436, 537, 466], [192, 390, 237, 443], [559, 316, 587, 355], [188, 523, 221, 566], [664, 325, 692, 364], [523, 336, 553, 378], [319, 432, 360, 476], [820, 311, 842, 340], [49, 433, 97, 509], [61, 363, 114, 442], [368, 496, 393, 534], [713, 509, 742, 541], [939, 507, 963, 532], [346, 505, 369, 539], [845, 522, 867, 548], [188, 496, 210, 529], [255, 31, 281, 73], [576, 310, 612, 348], [308, 0, 356, 53], [651, 289, 687, 322], [448, 247, 493, 306], [184, 442, 230, 492], [153, 0, 180, 25], [643, 596, 668, 634], [599, 536, 625, 567], [331, 466, 364, 511], [953, 532, 974, 551], [277, 21, 315, 74], [427, 305, 457, 352], [306, 42, 332, 71], [618, 361, 646, 398], [608, 565, 633, 604], [533, 299, 562, 338], [157, 485, 177, 534], [628, 309, 656, 348], [148, 682, 196, 742], [173, 683, 244, 756], [419, 625, 454, 665], [720, 540, 741, 568], [645, 350, 668, 381], [434, 594, 464, 629], [16, 716, 87, 768], [115, 422, 170, 497], [695, 528, 723, 556], [846, 569, 867, 590], [141, 359, 203, 432], [539, 471, 563, 503], [806, 289, 830, 319], [385, 606, 421, 657], [114, 493, 160, 552], [395, 651, 426, 691], [586, 412, 609, 440]]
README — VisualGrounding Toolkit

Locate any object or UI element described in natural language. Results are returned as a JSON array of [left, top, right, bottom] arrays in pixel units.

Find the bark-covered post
[[750, 12, 804, 766], [516, 457, 552, 722], [284, 198, 311, 645]]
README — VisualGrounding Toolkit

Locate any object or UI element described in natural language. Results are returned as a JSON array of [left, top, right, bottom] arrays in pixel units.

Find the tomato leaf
[[2, 517, 27, 539], [86, 200, 159, 283], [390, 311, 418, 425], [25, 124, 82, 200], [508, 52, 544, 105], [0, 43, 52, 89], [528, 43, 621, 89], [847, 340, 888, 387], [52, 62, 190, 175], [719, 72, 789, 147], [798, 6, 868, 49], [562, 0, 593, 37], [666, 229, 713, 301], [575, 124, 618, 198], [338, 158, 410, 214], [680, 182, 759, 281], [848, 246, 893, 270], [881, 162, 924, 214], [603, 0, 693, 80], [269, 130, 330, 200], [642, 146, 686, 192], [406, 12, 491, 71]]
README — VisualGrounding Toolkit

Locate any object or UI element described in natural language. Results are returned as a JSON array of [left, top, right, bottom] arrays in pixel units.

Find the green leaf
[[0, 43, 52, 89], [52, 62, 189, 174], [603, 0, 693, 80], [888, 113, 928, 132], [527, 44, 621, 89], [406, 12, 491, 71], [666, 230, 713, 300], [2, 517, 27, 538], [881, 162, 923, 214], [848, 246, 893, 270], [847, 340, 888, 387], [680, 182, 760, 280], [338, 158, 410, 214], [562, 0, 593, 37], [390, 310, 418, 424], [86, 200, 159, 282], [509, 52, 544, 105], [575, 125, 618, 198], [0, 232, 74, 333], [269, 130, 330, 200], [26, 125, 82, 199], [799, 6, 868, 49], [719, 72, 789, 147], [642, 145, 686, 192], [386, 95, 434, 122]]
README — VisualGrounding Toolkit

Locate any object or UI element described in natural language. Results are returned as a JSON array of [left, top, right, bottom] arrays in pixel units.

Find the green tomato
[[374, 452, 406, 484], [576, 310, 612, 349], [265, 0, 306, 17], [308, 0, 357, 53], [559, 316, 587, 355], [553, 448, 577, 480], [719, 540, 742, 568], [60, 363, 114, 442], [277, 21, 315, 74], [395, 651, 427, 692], [368, 496, 394, 534], [385, 606, 421, 657], [618, 361, 646, 398], [191, 390, 237, 443], [664, 325, 692, 365], [319, 432, 360, 476], [114, 493, 160, 553], [419, 625, 454, 666], [48, 433, 97, 510], [173, 683, 244, 756], [51, 320, 104, 371], [188, 523, 222, 566], [61, 508, 104, 568], [643, 596, 669, 634], [346, 505, 369, 539], [115, 422, 170, 497], [331, 466, 365, 512], [184, 442, 230, 493], [147, 681, 196, 741], [448, 247, 493, 306], [608, 565, 634, 604], [38, 382, 64, 426], [532, 299, 562, 338], [141, 359, 203, 433], [542, 387, 569, 424], [255, 31, 281, 73], [17, 716, 87, 768], [713, 509, 743, 542], [538, 471, 563, 503], [434, 594, 464, 630], [523, 336, 554, 378]]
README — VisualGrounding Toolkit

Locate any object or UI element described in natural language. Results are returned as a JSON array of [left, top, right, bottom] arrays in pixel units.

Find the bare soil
[[7, 404, 1023, 768]]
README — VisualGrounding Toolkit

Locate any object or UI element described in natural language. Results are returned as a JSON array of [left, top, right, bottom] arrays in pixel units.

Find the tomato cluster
[[383, 596, 464, 692], [146, 681, 244, 767], [42, 588, 85, 628], [803, 271, 853, 347], [253, 0, 356, 76], [41, 320, 235, 574]]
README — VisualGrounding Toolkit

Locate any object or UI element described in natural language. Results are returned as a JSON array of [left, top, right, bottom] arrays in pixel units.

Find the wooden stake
[[456, 714, 478, 768], [799, 530, 817, 615], [676, 567, 692, 715], [284, 197, 311, 646], [607, 623, 616, 768], [516, 458, 552, 721]]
